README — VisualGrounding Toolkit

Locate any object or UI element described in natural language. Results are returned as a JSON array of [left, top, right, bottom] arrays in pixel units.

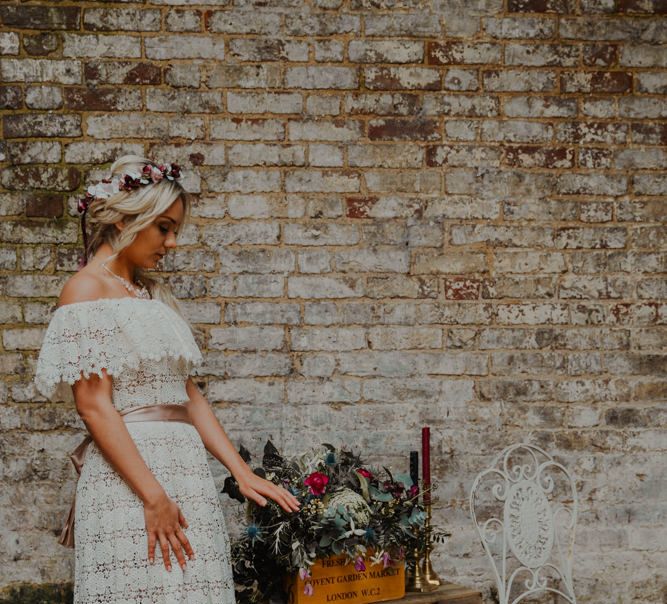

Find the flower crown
[[76, 162, 182, 269], [77, 163, 182, 214]]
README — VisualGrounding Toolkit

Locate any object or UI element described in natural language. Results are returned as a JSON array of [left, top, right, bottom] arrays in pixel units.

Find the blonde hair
[[83, 154, 193, 319]]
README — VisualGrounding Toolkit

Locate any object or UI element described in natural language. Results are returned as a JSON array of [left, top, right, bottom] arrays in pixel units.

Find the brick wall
[[1, 1, 666, 602]]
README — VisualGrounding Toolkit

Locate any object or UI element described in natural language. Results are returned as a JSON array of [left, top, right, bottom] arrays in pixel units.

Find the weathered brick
[[0, 5, 80, 30], [83, 8, 160, 31], [84, 61, 161, 85], [166, 9, 202, 32], [145, 35, 225, 60], [207, 11, 281, 34], [228, 91, 302, 114], [3, 114, 81, 138], [22, 32, 59, 56], [364, 66, 440, 90], [620, 45, 667, 67], [556, 121, 628, 144], [25, 86, 62, 110], [345, 93, 421, 116], [228, 143, 304, 167], [561, 71, 633, 93], [289, 119, 362, 141], [503, 145, 574, 169], [287, 66, 358, 89], [505, 44, 579, 66], [207, 64, 282, 89], [203, 168, 281, 193], [560, 17, 667, 42], [583, 43, 619, 67], [484, 16, 556, 38], [64, 87, 142, 111], [423, 94, 499, 116], [284, 13, 360, 35], [483, 69, 556, 91], [350, 40, 423, 63], [211, 118, 284, 141], [555, 227, 627, 248], [0, 59, 81, 84], [63, 34, 141, 58], [444, 68, 479, 91], [368, 118, 440, 141], [1, 166, 79, 192], [146, 89, 222, 113], [313, 40, 344, 62], [0, 32, 19, 55], [229, 39, 309, 62], [0, 86, 23, 109], [87, 113, 204, 140], [288, 276, 364, 298], [481, 120, 553, 142], [427, 42, 501, 64], [6, 141, 61, 165]]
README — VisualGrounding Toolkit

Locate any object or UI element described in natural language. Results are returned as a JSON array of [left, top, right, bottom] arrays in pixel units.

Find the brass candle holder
[[421, 503, 442, 590], [406, 488, 442, 592]]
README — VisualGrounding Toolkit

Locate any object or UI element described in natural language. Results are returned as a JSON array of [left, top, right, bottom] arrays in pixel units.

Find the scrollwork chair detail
[[469, 443, 578, 604]]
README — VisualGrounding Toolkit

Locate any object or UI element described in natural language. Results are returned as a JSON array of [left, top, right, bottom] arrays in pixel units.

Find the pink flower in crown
[[150, 166, 164, 182], [303, 583, 314, 597]]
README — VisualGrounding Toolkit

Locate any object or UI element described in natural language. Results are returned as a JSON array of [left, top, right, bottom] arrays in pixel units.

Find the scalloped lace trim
[[34, 297, 202, 402]]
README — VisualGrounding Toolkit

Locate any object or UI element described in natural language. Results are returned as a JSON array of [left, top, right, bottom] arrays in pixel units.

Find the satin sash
[[59, 403, 193, 548]]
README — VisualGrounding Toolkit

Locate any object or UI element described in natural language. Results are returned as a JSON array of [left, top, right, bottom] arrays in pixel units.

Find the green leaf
[[369, 485, 394, 502], [355, 472, 371, 502]]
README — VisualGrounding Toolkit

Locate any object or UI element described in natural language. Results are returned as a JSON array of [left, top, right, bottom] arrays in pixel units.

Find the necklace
[[101, 259, 151, 300]]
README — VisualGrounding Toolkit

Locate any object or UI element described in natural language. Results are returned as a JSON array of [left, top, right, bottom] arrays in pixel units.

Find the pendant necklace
[[101, 258, 151, 300]]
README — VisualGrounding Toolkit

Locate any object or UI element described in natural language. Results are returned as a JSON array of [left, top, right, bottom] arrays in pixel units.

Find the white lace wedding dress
[[35, 297, 236, 604]]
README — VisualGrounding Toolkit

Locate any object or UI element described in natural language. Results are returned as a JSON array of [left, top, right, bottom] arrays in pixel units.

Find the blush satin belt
[[59, 403, 193, 548]]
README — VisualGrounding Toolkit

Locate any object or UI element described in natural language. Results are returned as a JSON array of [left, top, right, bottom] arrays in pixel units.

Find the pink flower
[[382, 552, 391, 569], [354, 556, 366, 572], [299, 568, 311, 581], [150, 166, 164, 182], [356, 468, 372, 479], [304, 472, 329, 496], [304, 583, 314, 596]]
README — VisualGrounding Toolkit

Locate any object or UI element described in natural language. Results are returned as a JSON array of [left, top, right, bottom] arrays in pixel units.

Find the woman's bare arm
[[185, 378, 300, 513]]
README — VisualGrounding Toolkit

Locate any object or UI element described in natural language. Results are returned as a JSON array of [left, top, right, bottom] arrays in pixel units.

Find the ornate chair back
[[469, 443, 578, 604]]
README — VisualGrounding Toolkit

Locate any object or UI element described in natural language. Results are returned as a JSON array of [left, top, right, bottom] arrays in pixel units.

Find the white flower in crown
[[86, 177, 121, 200]]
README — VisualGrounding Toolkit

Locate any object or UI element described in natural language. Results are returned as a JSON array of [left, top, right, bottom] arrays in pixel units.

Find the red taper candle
[[421, 426, 431, 505]]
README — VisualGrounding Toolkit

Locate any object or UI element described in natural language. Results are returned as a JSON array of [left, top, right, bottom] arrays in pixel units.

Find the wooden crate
[[289, 555, 405, 604]]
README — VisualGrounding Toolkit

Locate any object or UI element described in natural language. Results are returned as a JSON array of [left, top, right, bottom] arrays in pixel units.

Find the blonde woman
[[34, 155, 299, 603]]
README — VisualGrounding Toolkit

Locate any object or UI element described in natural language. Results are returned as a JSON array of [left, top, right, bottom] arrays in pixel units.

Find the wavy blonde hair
[[83, 154, 193, 319]]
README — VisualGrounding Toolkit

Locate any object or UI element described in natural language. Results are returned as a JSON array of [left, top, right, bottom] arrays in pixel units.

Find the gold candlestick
[[404, 545, 427, 592], [420, 503, 441, 590]]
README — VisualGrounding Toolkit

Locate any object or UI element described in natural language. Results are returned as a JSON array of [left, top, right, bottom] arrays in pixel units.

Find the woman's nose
[[165, 232, 178, 248]]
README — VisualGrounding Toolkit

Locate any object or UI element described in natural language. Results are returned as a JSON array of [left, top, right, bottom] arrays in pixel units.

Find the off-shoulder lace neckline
[[55, 297, 162, 312]]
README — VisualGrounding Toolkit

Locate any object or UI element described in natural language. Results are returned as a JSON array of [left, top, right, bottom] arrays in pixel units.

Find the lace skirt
[[73, 421, 236, 604]]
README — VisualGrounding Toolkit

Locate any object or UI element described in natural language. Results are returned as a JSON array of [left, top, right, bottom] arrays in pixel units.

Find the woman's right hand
[[143, 491, 195, 572]]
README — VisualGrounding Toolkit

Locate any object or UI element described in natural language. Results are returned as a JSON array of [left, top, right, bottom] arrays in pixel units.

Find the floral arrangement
[[223, 442, 431, 604]]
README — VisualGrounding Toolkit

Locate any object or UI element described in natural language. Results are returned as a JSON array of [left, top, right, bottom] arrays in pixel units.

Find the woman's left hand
[[237, 472, 301, 513]]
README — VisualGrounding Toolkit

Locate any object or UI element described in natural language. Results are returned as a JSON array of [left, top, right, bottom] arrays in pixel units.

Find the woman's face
[[121, 197, 185, 269]]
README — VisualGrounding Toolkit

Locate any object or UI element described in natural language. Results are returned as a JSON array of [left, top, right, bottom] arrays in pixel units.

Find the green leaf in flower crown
[[319, 534, 333, 548], [369, 485, 394, 502]]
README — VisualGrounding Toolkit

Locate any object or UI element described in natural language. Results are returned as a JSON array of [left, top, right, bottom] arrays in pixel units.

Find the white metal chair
[[469, 443, 578, 604]]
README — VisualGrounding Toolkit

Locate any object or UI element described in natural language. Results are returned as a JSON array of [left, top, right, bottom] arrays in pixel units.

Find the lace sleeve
[[34, 299, 203, 402]]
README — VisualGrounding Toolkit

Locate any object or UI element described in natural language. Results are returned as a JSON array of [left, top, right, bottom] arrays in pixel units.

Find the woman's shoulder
[[57, 270, 110, 309]]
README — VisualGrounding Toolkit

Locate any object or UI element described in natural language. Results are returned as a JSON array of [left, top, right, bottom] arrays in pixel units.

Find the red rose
[[304, 472, 329, 496], [356, 468, 372, 479]]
